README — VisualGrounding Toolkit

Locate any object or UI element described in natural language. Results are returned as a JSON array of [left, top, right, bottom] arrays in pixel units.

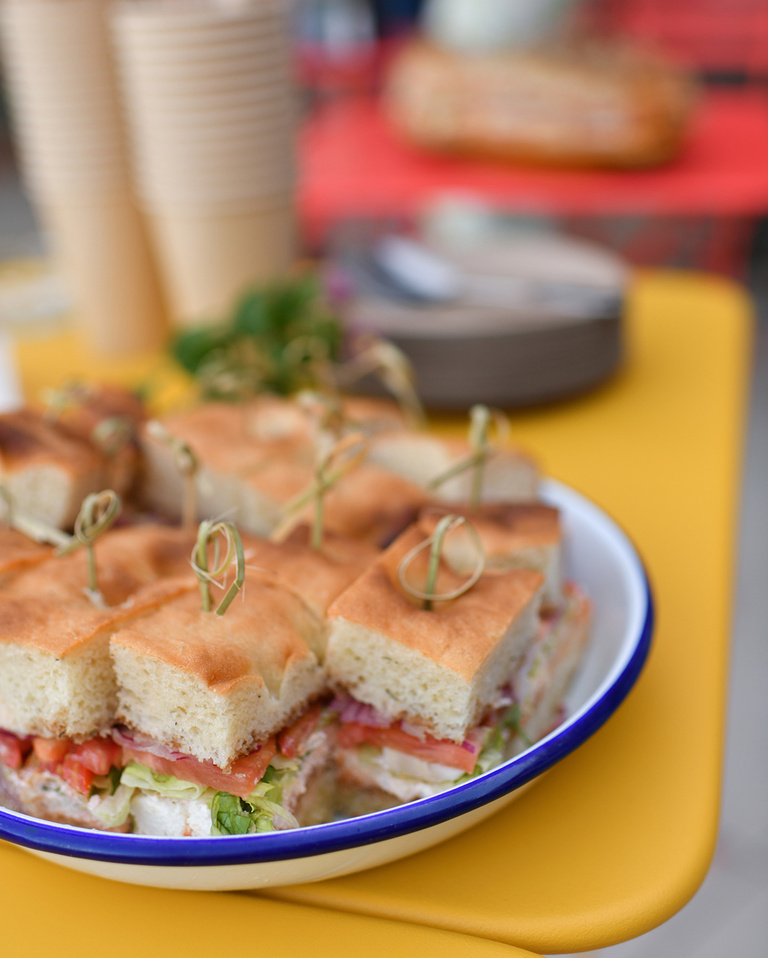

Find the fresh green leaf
[[169, 276, 343, 400], [209, 768, 300, 835], [120, 761, 210, 800], [172, 326, 235, 375], [211, 793, 256, 835], [88, 784, 135, 829]]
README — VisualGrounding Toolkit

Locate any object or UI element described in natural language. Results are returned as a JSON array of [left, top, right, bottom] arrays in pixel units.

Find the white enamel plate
[[0, 479, 653, 890]]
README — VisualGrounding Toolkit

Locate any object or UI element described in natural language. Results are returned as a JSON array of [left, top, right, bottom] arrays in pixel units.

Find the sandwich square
[[0, 526, 201, 740], [110, 572, 327, 770], [418, 501, 563, 608], [326, 525, 545, 743]]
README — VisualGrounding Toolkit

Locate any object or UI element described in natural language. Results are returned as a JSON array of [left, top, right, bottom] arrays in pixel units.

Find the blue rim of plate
[[0, 480, 654, 867]]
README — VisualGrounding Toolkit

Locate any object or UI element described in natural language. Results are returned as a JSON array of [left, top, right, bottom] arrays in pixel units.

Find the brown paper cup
[[0, 0, 133, 197], [117, 32, 289, 65], [113, 1, 288, 33], [40, 194, 169, 355], [146, 200, 296, 326]]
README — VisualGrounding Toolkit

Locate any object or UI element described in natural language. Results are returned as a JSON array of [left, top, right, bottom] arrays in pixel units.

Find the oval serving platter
[[0, 479, 653, 890]]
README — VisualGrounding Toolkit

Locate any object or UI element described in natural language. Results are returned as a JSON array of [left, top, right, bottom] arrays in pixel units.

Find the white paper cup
[[145, 200, 296, 326], [124, 100, 296, 148], [39, 194, 169, 355], [133, 141, 297, 177]]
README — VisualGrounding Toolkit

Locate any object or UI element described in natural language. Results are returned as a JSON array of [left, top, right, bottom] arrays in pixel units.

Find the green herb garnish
[[171, 276, 343, 400]]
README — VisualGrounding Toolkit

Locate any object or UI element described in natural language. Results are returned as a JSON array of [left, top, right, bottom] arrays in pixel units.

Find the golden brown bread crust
[[386, 40, 696, 169], [0, 579, 194, 658], [0, 408, 114, 529], [243, 457, 316, 503], [88, 524, 198, 591], [144, 398, 315, 477], [418, 502, 561, 553], [339, 396, 408, 434], [323, 463, 429, 547], [367, 428, 540, 504], [7, 524, 195, 603], [0, 528, 52, 578], [0, 593, 113, 657], [328, 525, 544, 682], [45, 384, 147, 499], [0, 408, 104, 474], [0, 525, 199, 655], [241, 526, 379, 621], [110, 570, 328, 766], [41, 383, 146, 441], [254, 459, 428, 548], [110, 573, 320, 695], [138, 399, 318, 529]]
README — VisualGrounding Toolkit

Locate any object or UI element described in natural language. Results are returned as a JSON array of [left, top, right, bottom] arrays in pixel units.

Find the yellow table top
[[0, 842, 537, 958], [6, 270, 753, 955]]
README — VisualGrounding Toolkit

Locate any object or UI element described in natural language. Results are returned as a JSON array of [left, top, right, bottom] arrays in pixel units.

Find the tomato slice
[[123, 738, 277, 800], [0, 730, 32, 770], [69, 737, 122, 775], [32, 737, 71, 766], [59, 754, 94, 795], [338, 722, 477, 774], [277, 703, 323, 760]]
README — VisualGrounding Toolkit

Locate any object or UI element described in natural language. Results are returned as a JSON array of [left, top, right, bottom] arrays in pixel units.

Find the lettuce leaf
[[120, 761, 211, 801], [118, 761, 302, 835], [210, 772, 299, 835], [470, 703, 531, 779], [88, 784, 135, 828]]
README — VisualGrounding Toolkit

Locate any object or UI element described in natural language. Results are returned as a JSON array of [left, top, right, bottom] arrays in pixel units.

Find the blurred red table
[[298, 88, 768, 271]]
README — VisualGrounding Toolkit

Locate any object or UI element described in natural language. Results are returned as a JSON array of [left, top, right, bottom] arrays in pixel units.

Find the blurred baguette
[[385, 40, 697, 169]]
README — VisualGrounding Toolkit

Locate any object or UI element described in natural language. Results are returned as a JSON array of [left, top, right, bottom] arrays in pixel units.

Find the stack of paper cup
[[112, 0, 299, 327], [0, 0, 168, 355]]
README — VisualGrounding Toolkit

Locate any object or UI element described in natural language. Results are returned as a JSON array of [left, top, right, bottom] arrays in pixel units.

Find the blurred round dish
[[344, 233, 628, 409], [0, 479, 653, 891]]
